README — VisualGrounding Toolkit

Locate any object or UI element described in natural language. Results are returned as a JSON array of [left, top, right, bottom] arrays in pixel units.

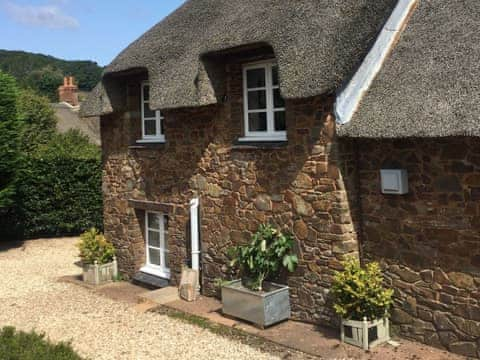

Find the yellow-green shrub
[[77, 228, 115, 265], [332, 257, 394, 321]]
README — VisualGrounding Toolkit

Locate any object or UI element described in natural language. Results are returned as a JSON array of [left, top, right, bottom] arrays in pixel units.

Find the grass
[[154, 306, 315, 359], [0, 326, 83, 360]]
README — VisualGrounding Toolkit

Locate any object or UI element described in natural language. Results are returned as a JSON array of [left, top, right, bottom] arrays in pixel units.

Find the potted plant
[[222, 224, 298, 328], [77, 228, 118, 285], [332, 257, 394, 350]]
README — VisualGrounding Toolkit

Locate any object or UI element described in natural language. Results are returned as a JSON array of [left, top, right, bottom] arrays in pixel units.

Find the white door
[[141, 211, 170, 279]]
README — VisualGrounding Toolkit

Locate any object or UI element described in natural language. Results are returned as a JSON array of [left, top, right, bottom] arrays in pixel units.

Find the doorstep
[[158, 296, 461, 360]]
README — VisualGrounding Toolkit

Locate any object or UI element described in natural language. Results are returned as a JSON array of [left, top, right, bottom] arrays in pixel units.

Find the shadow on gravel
[[0, 240, 25, 253]]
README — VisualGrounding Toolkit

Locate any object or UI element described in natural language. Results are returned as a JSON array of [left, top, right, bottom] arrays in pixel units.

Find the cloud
[[3, 1, 79, 29]]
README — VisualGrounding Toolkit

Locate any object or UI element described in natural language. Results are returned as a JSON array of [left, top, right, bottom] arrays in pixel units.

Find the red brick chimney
[[58, 76, 79, 106]]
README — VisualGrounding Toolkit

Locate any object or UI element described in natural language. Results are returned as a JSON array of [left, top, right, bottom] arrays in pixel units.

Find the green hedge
[[8, 156, 103, 239]]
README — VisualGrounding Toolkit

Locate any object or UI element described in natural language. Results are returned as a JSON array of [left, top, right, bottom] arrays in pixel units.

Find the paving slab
[[138, 286, 180, 304]]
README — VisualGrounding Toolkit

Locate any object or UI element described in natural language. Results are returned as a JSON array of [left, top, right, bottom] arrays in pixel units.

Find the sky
[[0, 0, 186, 66]]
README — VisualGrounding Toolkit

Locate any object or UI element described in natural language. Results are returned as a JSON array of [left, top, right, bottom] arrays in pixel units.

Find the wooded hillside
[[0, 50, 102, 100]]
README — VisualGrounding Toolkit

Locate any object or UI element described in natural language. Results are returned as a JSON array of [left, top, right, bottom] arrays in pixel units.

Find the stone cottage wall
[[346, 138, 480, 358], [100, 61, 359, 325]]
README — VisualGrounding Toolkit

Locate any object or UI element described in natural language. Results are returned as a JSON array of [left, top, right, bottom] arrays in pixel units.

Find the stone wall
[[100, 59, 359, 325], [346, 138, 480, 358]]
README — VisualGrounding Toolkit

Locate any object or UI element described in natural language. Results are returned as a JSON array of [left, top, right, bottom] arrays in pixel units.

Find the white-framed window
[[139, 82, 165, 143], [239, 61, 286, 142], [140, 211, 170, 279]]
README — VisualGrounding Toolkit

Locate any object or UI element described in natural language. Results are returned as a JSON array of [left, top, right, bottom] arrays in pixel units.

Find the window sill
[[232, 139, 288, 150], [129, 140, 167, 150], [140, 266, 170, 279], [136, 138, 166, 144], [238, 135, 287, 142]]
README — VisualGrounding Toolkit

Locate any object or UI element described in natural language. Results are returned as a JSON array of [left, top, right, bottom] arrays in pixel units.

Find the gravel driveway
[[0, 238, 280, 360]]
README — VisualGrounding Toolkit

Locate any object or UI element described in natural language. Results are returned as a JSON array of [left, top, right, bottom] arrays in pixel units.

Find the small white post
[[363, 317, 369, 351], [340, 319, 345, 343], [94, 261, 99, 285], [112, 256, 118, 280], [190, 198, 200, 293]]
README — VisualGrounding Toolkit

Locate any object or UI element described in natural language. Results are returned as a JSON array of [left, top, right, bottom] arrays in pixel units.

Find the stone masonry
[[340, 138, 480, 358], [100, 57, 479, 358], [101, 58, 359, 326]]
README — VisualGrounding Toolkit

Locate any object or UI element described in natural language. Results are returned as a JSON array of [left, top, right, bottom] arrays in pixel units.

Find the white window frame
[[140, 211, 170, 279], [239, 61, 287, 142], [138, 82, 165, 143]]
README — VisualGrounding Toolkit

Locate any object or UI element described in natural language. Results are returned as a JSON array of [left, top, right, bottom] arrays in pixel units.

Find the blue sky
[[0, 0, 186, 66]]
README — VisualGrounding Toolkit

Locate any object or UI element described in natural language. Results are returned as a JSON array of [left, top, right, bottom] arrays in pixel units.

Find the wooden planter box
[[221, 280, 290, 328], [82, 257, 118, 285], [341, 317, 390, 350]]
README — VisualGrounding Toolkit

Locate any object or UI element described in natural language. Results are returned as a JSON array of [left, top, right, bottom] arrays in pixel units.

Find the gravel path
[[0, 238, 281, 360]]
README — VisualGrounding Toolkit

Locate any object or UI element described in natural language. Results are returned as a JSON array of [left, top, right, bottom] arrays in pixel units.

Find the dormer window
[[239, 61, 286, 142], [139, 82, 165, 143]]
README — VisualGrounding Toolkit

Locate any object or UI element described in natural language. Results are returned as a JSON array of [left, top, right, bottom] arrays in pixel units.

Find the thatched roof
[[338, 0, 480, 138], [81, 0, 397, 117]]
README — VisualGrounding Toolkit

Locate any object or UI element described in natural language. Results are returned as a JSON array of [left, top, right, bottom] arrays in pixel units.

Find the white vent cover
[[380, 169, 408, 195]]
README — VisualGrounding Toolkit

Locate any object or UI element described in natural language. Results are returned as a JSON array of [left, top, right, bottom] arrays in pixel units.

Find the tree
[[25, 66, 64, 101], [0, 71, 20, 207], [17, 89, 57, 154]]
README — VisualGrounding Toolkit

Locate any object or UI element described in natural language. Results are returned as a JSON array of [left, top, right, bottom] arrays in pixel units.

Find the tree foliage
[[0, 71, 20, 208], [332, 257, 394, 321], [0, 74, 103, 240], [17, 88, 57, 154]]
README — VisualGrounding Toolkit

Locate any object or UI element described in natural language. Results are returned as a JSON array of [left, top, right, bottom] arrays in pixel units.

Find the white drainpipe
[[190, 198, 200, 291]]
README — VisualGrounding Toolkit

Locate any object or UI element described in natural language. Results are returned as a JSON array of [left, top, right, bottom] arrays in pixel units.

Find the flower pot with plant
[[77, 228, 118, 285], [221, 224, 298, 328], [332, 257, 394, 350]]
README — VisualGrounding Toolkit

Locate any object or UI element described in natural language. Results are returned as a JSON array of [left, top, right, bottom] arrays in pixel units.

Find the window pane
[[148, 230, 160, 248], [144, 120, 157, 136], [248, 90, 266, 110], [248, 112, 267, 132], [274, 111, 286, 131], [143, 85, 150, 101], [149, 248, 161, 266], [272, 66, 279, 86], [143, 102, 156, 118], [148, 213, 160, 229], [273, 88, 285, 108], [246, 68, 266, 88]]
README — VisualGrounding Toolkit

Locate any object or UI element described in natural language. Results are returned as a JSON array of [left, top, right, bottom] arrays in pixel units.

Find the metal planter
[[221, 280, 291, 328]]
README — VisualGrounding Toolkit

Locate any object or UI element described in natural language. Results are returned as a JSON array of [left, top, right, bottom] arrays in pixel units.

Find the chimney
[[58, 76, 79, 106]]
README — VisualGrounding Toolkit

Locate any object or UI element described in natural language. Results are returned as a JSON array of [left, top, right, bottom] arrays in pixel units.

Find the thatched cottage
[[82, 0, 480, 357]]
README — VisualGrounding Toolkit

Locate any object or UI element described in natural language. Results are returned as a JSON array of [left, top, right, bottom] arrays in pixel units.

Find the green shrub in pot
[[77, 228, 115, 265], [332, 257, 394, 321], [229, 224, 298, 291]]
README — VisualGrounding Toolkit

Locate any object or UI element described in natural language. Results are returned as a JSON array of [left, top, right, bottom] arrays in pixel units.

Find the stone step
[[132, 272, 169, 290], [138, 286, 179, 305]]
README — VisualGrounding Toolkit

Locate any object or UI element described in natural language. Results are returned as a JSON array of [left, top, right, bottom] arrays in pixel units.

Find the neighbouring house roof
[[81, 0, 398, 117], [338, 0, 480, 138], [52, 102, 101, 145]]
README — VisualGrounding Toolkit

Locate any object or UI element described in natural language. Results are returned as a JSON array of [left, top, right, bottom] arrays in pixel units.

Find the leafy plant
[[331, 257, 394, 321], [77, 228, 115, 265], [229, 224, 298, 291], [0, 326, 83, 360], [0, 71, 21, 208]]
